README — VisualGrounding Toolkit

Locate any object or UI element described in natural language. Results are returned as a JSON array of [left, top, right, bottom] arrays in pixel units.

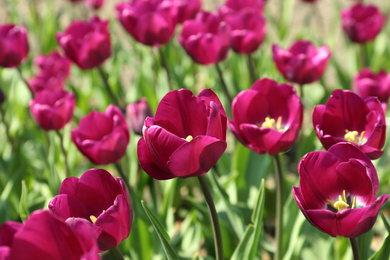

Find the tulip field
[[2, 0, 390, 259]]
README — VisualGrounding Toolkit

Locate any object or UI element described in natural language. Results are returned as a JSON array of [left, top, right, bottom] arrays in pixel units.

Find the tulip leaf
[[369, 234, 390, 260], [381, 213, 390, 233], [231, 179, 265, 260], [141, 200, 180, 260], [19, 180, 29, 222]]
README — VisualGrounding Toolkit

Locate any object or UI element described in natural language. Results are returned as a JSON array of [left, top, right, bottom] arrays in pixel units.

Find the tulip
[[172, 0, 201, 23], [5, 210, 100, 259], [126, 97, 153, 136], [29, 89, 75, 131], [223, 9, 266, 54], [116, 0, 177, 47], [293, 143, 389, 238], [353, 68, 390, 104], [219, 0, 265, 16], [178, 11, 230, 65], [86, 0, 104, 9], [313, 89, 386, 160], [34, 51, 71, 81], [56, 16, 111, 70], [228, 78, 303, 155], [49, 168, 133, 251], [28, 74, 64, 94], [137, 89, 227, 180], [0, 24, 29, 68], [341, 3, 386, 44], [272, 40, 331, 85], [71, 105, 130, 165], [0, 221, 22, 247]]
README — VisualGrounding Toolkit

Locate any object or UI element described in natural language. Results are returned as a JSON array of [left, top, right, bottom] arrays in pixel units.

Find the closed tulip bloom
[[341, 3, 386, 44], [0, 24, 29, 68], [313, 89, 386, 160], [293, 143, 389, 238], [30, 89, 75, 131], [49, 169, 133, 251], [86, 0, 104, 9], [353, 68, 390, 104], [179, 11, 230, 65], [137, 89, 227, 180], [71, 105, 130, 165], [56, 16, 111, 70], [116, 0, 177, 47], [126, 97, 153, 136], [28, 74, 64, 94], [228, 78, 303, 155], [272, 40, 331, 85], [223, 9, 266, 54], [173, 0, 201, 23], [34, 51, 71, 81], [8, 210, 100, 259]]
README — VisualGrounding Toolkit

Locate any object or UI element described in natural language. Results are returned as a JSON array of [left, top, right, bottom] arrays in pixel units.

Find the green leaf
[[19, 180, 29, 222], [369, 235, 390, 260], [141, 200, 180, 260]]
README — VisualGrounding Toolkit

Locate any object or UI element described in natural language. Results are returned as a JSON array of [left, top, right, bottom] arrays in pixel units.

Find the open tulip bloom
[[313, 89, 386, 160], [228, 78, 303, 155], [293, 143, 389, 238], [49, 169, 133, 251], [137, 88, 227, 180]]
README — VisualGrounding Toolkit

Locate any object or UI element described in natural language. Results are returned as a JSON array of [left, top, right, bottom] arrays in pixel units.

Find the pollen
[[344, 130, 367, 145], [327, 190, 358, 212], [90, 215, 97, 223], [261, 116, 284, 132], [186, 135, 193, 142]]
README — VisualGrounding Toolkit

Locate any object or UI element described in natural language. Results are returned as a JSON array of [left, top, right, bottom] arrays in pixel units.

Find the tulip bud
[[0, 24, 29, 68], [126, 97, 153, 136]]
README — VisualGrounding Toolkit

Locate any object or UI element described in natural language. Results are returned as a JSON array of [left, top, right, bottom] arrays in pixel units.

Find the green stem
[[0, 105, 15, 152], [247, 54, 257, 84], [350, 237, 361, 260], [298, 84, 304, 100], [16, 67, 33, 97], [158, 47, 174, 91], [96, 66, 121, 108], [198, 175, 223, 260], [273, 153, 285, 260], [110, 246, 125, 260], [215, 63, 233, 105], [56, 130, 70, 178], [114, 162, 134, 199], [360, 44, 368, 69]]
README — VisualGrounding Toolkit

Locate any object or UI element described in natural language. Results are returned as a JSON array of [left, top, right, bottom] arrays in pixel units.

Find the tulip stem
[[111, 246, 125, 260], [115, 162, 134, 199], [350, 237, 361, 260], [273, 153, 285, 260], [0, 105, 15, 152], [158, 47, 174, 91], [215, 63, 233, 105], [16, 66, 33, 97], [298, 84, 304, 100], [198, 175, 223, 260], [247, 54, 257, 84], [96, 66, 121, 109], [56, 130, 70, 178]]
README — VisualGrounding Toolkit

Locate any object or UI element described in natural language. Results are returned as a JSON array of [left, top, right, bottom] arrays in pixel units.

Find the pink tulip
[[219, 0, 265, 16], [293, 143, 389, 238], [172, 0, 201, 23], [137, 89, 227, 180], [0, 24, 29, 68], [353, 68, 390, 104], [126, 97, 153, 136]]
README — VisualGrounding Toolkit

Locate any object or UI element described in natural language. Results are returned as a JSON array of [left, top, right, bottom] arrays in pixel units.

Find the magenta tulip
[[0, 24, 29, 68], [71, 105, 130, 165], [178, 11, 230, 65], [30, 89, 75, 131], [86, 0, 104, 9], [116, 0, 177, 47], [172, 0, 201, 23], [6, 210, 100, 259], [219, 0, 265, 16], [353, 68, 390, 104], [126, 97, 153, 136], [341, 3, 386, 44], [49, 169, 133, 251], [272, 40, 331, 85], [137, 89, 227, 180], [228, 78, 303, 155], [0, 221, 22, 248], [223, 9, 266, 54], [313, 89, 386, 160], [293, 143, 389, 238], [56, 16, 111, 70]]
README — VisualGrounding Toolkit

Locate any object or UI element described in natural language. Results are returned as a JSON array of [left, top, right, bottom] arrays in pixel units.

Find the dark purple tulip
[[49, 169, 133, 251], [272, 40, 331, 85], [353, 68, 390, 104], [341, 3, 386, 44], [219, 0, 265, 16], [116, 0, 177, 47], [56, 16, 111, 70], [172, 0, 201, 23], [126, 97, 153, 136], [313, 89, 386, 160], [137, 89, 227, 180], [86, 0, 104, 9], [0, 24, 29, 68], [29, 89, 75, 131], [293, 143, 389, 238], [178, 11, 230, 65], [28, 74, 64, 94], [34, 51, 71, 81], [223, 9, 266, 54], [71, 105, 130, 165], [8, 210, 100, 259], [228, 78, 303, 155]]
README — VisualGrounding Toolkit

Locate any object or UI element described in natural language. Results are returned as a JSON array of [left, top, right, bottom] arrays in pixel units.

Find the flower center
[[326, 190, 357, 212], [89, 210, 105, 223], [185, 135, 193, 142], [261, 116, 284, 132], [344, 130, 366, 145]]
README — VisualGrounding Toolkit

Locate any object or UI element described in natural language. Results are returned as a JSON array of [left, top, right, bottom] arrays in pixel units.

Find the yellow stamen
[[262, 117, 275, 129], [276, 116, 282, 131], [359, 131, 366, 144], [186, 135, 193, 142], [344, 130, 358, 143], [326, 199, 336, 210], [351, 196, 357, 209], [327, 190, 359, 212], [90, 215, 97, 223], [342, 190, 347, 203], [334, 195, 349, 211]]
